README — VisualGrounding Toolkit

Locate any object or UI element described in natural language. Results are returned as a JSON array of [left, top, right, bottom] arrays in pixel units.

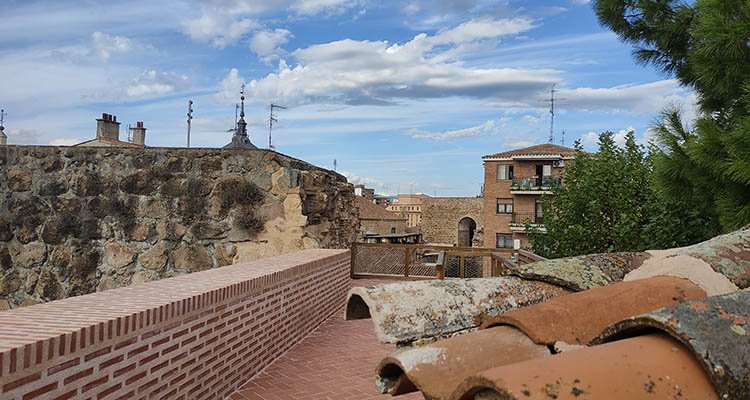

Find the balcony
[[510, 175, 559, 194], [509, 212, 546, 232]]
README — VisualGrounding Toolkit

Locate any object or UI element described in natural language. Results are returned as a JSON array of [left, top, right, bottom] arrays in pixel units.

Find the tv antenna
[[544, 84, 566, 144], [561, 130, 566, 146], [333, 159, 337, 171], [268, 103, 286, 150], [187, 100, 194, 147], [0, 109, 6, 145]]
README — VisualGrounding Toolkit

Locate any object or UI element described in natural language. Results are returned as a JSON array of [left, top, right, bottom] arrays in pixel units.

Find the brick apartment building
[[482, 143, 576, 249], [386, 193, 430, 228]]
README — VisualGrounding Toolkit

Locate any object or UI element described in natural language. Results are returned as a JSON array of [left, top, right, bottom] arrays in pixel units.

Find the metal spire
[[223, 83, 256, 149], [0, 109, 7, 145]]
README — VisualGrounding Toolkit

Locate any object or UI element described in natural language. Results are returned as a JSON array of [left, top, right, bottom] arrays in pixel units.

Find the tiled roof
[[73, 137, 144, 147], [355, 196, 406, 221], [347, 227, 750, 400], [483, 143, 576, 160]]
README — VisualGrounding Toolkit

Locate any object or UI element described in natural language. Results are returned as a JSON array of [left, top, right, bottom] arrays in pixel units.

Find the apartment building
[[386, 193, 430, 228], [482, 143, 576, 249]]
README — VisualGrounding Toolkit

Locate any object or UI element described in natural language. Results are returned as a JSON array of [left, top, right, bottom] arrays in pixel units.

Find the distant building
[[387, 194, 430, 228], [373, 195, 392, 207], [355, 196, 419, 243], [353, 184, 375, 201], [74, 113, 145, 148], [482, 143, 576, 249]]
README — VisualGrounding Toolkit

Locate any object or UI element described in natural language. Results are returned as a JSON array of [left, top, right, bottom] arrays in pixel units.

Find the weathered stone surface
[[139, 242, 169, 271], [0, 299, 10, 311], [156, 221, 187, 241], [421, 197, 483, 246], [345, 277, 570, 345], [19, 299, 39, 307], [35, 271, 62, 301], [173, 243, 212, 273], [102, 242, 136, 274], [7, 169, 32, 191], [16, 243, 47, 267], [676, 229, 750, 288], [190, 221, 228, 240], [1, 271, 21, 295], [215, 243, 237, 267], [0, 146, 358, 307]]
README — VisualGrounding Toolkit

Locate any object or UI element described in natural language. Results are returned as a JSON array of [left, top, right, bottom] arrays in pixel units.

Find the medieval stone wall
[[0, 146, 358, 308], [421, 197, 483, 246]]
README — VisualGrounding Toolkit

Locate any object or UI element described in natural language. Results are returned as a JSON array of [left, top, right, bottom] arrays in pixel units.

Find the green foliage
[[594, 0, 750, 233], [527, 132, 717, 258]]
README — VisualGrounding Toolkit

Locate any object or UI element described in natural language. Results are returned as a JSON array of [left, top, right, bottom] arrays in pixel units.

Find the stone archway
[[457, 217, 477, 247]]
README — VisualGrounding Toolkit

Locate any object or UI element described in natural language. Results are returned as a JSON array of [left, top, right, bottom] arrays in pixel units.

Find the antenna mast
[[268, 103, 286, 150], [545, 84, 566, 144], [187, 100, 194, 147]]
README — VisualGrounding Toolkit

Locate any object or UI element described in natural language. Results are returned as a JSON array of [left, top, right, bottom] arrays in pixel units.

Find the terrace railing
[[351, 243, 516, 280], [510, 175, 560, 191]]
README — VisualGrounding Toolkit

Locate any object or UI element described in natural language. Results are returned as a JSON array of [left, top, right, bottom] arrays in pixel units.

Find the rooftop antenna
[[268, 103, 286, 150], [333, 159, 337, 171], [187, 100, 194, 147], [0, 109, 6, 145], [544, 84, 566, 144], [561, 130, 565, 146]]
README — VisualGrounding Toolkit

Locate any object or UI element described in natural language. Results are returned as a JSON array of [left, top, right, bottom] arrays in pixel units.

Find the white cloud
[[127, 70, 189, 98], [182, 12, 257, 48], [407, 120, 496, 141], [563, 80, 692, 114], [91, 32, 134, 61], [249, 29, 293, 63], [238, 17, 553, 106], [289, 0, 359, 16], [341, 171, 388, 191], [216, 68, 246, 103], [5, 128, 43, 145]]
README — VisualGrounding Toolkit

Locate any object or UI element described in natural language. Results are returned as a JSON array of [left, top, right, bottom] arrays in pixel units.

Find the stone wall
[[0, 146, 358, 308], [421, 197, 483, 246]]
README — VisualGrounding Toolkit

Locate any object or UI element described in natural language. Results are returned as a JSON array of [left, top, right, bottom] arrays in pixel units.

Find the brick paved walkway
[[228, 279, 422, 400]]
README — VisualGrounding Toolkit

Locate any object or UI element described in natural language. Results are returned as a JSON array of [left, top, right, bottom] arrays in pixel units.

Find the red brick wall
[[0, 249, 350, 400]]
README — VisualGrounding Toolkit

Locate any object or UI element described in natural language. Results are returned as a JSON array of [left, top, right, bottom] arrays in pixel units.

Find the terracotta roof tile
[[345, 277, 570, 344], [375, 326, 549, 399], [480, 276, 706, 345], [452, 334, 717, 400], [355, 196, 405, 221], [483, 143, 576, 160], [595, 291, 750, 399]]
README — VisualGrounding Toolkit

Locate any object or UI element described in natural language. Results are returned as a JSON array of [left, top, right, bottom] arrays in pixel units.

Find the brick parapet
[[0, 249, 350, 400]]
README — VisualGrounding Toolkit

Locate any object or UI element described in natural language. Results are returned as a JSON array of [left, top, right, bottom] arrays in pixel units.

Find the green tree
[[527, 132, 658, 258], [595, 0, 750, 231]]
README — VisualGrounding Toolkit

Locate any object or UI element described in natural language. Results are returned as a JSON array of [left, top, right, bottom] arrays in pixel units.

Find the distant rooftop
[[483, 143, 576, 160]]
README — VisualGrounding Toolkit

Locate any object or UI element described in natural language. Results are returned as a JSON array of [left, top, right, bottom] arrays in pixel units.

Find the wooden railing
[[351, 242, 516, 280]]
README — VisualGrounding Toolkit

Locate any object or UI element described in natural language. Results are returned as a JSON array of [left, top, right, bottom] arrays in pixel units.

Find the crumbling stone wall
[[0, 146, 358, 308], [421, 197, 483, 246]]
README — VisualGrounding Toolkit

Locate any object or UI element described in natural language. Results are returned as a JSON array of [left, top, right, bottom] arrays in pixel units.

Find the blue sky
[[0, 0, 696, 196]]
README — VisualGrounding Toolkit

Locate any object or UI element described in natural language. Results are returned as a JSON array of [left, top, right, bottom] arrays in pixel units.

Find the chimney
[[130, 121, 147, 146], [96, 113, 121, 140]]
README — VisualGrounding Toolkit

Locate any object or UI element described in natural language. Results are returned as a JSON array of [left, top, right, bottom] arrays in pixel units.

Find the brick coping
[[0, 249, 348, 369]]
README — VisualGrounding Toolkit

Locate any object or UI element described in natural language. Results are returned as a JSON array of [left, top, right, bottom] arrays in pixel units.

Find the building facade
[[421, 197, 483, 247], [74, 113, 146, 148], [386, 194, 430, 228], [482, 144, 575, 249], [355, 196, 413, 243]]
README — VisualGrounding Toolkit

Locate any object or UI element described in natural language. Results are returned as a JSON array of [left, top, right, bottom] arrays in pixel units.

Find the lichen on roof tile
[[595, 290, 750, 399], [480, 276, 706, 346], [345, 277, 570, 345], [674, 228, 750, 288], [508, 252, 647, 291]]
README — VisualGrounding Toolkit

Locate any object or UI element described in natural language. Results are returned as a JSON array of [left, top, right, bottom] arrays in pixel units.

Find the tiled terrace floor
[[229, 279, 422, 400]]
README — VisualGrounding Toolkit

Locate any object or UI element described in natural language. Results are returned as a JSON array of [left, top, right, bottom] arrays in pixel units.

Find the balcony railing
[[510, 175, 559, 191], [511, 212, 544, 225]]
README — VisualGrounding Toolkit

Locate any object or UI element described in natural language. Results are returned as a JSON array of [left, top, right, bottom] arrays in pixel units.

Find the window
[[535, 200, 544, 224], [497, 165, 514, 180], [391, 227, 396, 234], [542, 164, 552, 177], [496, 199, 513, 214], [496, 234, 513, 249]]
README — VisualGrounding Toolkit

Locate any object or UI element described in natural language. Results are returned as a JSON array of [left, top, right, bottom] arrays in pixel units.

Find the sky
[[0, 0, 697, 196]]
